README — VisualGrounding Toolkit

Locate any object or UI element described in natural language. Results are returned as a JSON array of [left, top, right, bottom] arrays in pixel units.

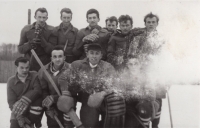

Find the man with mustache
[[73, 8, 110, 60], [18, 8, 56, 71], [7, 57, 43, 128], [53, 8, 78, 63], [38, 46, 74, 128]]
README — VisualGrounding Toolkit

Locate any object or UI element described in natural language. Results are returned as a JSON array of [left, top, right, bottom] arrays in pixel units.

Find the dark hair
[[15, 57, 29, 66], [52, 45, 64, 54], [86, 9, 99, 19], [60, 8, 72, 17], [105, 16, 118, 26], [118, 15, 133, 25], [35, 8, 48, 16], [144, 12, 159, 23], [87, 44, 102, 52]]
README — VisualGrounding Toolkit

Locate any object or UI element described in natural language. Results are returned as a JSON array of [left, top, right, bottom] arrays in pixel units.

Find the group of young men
[[7, 7, 167, 128]]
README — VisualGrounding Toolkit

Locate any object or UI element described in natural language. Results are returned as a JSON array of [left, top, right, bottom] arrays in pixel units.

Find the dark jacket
[[7, 71, 42, 110], [38, 62, 70, 103], [73, 25, 110, 60], [107, 29, 145, 71], [18, 22, 57, 71], [53, 23, 78, 63]]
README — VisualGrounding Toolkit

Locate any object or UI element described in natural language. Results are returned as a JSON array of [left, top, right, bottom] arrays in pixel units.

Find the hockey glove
[[87, 91, 107, 108], [17, 115, 34, 128], [12, 96, 31, 116], [42, 95, 54, 109]]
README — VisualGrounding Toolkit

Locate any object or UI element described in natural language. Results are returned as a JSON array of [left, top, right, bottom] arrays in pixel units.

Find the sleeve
[[7, 79, 17, 111], [18, 26, 32, 54], [107, 37, 118, 65], [23, 76, 42, 102], [38, 69, 50, 100], [72, 30, 85, 57]]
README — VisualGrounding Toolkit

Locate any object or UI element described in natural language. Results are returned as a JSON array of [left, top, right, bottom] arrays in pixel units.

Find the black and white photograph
[[0, 0, 199, 128]]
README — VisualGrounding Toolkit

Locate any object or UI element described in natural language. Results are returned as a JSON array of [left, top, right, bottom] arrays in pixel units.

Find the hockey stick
[[167, 90, 174, 128], [31, 49, 83, 128], [31, 49, 63, 128]]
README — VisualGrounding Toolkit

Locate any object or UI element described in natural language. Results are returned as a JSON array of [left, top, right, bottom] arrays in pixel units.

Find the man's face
[[87, 13, 100, 27], [61, 12, 72, 24], [145, 17, 158, 32], [106, 21, 117, 32], [34, 11, 48, 26], [119, 20, 132, 35], [17, 62, 30, 77], [87, 50, 102, 65], [51, 50, 65, 67]]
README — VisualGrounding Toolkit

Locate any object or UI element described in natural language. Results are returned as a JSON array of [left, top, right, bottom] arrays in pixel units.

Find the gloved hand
[[29, 38, 40, 49], [46, 108, 58, 119], [12, 96, 31, 116], [82, 34, 99, 42], [42, 95, 54, 109], [87, 91, 107, 108], [17, 115, 34, 128], [57, 95, 75, 113]]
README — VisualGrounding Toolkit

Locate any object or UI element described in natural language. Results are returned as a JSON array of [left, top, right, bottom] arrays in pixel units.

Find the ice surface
[[0, 84, 199, 128]]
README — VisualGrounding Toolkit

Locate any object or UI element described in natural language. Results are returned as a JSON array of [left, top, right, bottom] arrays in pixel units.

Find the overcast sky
[[0, 0, 200, 45]]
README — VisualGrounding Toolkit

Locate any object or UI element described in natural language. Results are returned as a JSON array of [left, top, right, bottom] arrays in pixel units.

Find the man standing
[[38, 46, 73, 128], [18, 8, 56, 71], [128, 12, 165, 128], [73, 9, 110, 60], [7, 57, 43, 128], [53, 8, 78, 63], [107, 15, 144, 72], [104, 16, 118, 35]]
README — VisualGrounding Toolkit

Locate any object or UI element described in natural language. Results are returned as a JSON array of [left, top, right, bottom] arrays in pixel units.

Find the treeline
[[0, 43, 22, 60]]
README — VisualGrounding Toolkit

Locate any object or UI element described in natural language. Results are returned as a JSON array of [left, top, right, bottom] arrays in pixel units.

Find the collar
[[30, 22, 47, 30], [58, 23, 76, 32], [48, 61, 69, 71], [83, 58, 103, 70], [89, 62, 98, 68], [14, 72, 32, 85]]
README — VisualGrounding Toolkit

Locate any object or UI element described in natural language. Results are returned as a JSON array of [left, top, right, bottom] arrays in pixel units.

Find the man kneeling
[[7, 57, 43, 128]]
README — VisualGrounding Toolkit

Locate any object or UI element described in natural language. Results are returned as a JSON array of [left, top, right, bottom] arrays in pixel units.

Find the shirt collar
[[58, 23, 76, 32], [30, 22, 47, 30], [14, 72, 31, 85], [83, 58, 103, 70]]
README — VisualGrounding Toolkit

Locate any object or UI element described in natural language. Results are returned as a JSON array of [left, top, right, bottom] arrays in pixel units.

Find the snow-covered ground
[[0, 84, 199, 128]]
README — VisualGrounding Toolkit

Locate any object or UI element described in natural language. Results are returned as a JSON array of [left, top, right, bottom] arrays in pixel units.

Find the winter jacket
[[18, 22, 57, 71], [38, 62, 71, 103], [73, 25, 110, 60], [53, 23, 78, 63], [7, 71, 42, 110], [128, 29, 166, 99], [107, 28, 145, 71]]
